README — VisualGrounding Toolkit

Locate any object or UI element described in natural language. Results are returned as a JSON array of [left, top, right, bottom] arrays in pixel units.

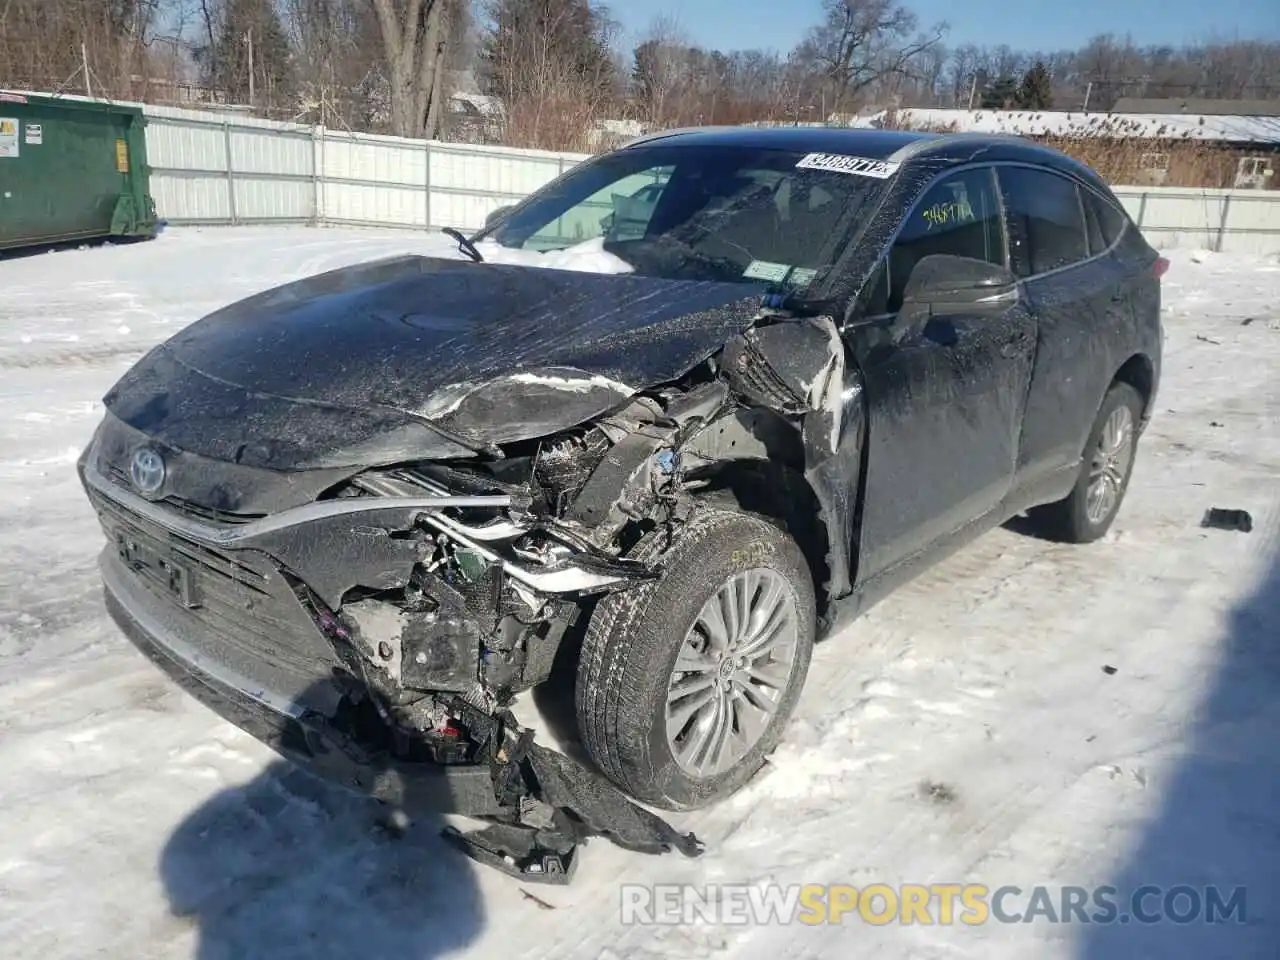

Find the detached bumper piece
[[444, 725, 704, 884]]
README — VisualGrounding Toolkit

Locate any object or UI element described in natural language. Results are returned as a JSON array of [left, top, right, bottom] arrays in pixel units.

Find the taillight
[[1152, 256, 1170, 279]]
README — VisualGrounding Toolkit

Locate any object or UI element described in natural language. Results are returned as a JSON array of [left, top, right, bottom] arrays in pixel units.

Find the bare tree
[[368, 0, 458, 137], [795, 0, 946, 115], [195, 0, 293, 109], [480, 0, 618, 150], [0, 0, 189, 98], [631, 15, 695, 126]]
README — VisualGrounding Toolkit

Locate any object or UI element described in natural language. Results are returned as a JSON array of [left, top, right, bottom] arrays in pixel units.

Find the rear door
[[849, 166, 1037, 581], [998, 165, 1132, 494]]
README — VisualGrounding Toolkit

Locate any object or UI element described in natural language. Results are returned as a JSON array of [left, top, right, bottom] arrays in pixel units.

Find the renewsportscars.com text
[[619, 883, 1247, 927]]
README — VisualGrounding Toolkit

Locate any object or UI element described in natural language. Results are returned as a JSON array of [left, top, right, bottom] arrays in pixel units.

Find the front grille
[[105, 462, 262, 525], [160, 496, 264, 525], [89, 486, 340, 703]]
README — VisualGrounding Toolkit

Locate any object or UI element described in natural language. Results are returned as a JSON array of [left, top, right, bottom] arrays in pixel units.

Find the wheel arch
[[686, 456, 833, 622], [1113, 352, 1156, 421]]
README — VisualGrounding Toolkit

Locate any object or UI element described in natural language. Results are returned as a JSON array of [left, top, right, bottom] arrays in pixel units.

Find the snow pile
[[474, 236, 634, 274]]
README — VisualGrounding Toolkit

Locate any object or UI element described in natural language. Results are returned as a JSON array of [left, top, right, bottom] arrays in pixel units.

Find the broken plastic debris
[[1200, 508, 1253, 533]]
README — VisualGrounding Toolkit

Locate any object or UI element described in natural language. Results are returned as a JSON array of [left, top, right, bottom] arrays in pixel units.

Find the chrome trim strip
[[83, 455, 512, 548], [418, 511, 635, 592], [87, 445, 636, 594]]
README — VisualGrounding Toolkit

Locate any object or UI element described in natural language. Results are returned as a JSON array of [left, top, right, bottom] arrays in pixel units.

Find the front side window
[[477, 144, 890, 289], [867, 167, 1006, 315], [999, 166, 1089, 277]]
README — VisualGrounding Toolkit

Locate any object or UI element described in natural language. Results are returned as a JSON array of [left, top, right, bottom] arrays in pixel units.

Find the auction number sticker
[[795, 153, 899, 178]]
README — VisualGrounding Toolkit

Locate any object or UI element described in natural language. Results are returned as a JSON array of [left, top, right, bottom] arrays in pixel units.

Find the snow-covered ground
[[1, 227, 1277, 960]]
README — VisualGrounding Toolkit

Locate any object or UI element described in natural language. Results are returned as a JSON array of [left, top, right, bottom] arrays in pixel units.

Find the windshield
[[474, 144, 891, 294]]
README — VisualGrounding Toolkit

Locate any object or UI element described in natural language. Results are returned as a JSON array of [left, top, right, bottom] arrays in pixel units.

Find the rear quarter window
[[998, 166, 1089, 277], [1083, 189, 1131, 253]]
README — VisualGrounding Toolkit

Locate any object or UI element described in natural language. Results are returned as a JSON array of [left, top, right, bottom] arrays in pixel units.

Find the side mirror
[[898, 253, 1019, 328], [484, 204, 514, 229]]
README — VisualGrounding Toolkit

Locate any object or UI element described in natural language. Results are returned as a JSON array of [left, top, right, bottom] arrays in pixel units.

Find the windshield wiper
[[443, 227, 484, 263]]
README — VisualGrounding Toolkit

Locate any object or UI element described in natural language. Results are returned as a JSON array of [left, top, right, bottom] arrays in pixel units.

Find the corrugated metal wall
[[1112, 185, 1280, 254], [142, 103, 590, 234], [114, 101, 1280, 253]]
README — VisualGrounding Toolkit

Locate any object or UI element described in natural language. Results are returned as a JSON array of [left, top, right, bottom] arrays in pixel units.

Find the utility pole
[[967, 74, 977, 110], [1083, 80, 1092, 114], [246, 29, 254, 106]]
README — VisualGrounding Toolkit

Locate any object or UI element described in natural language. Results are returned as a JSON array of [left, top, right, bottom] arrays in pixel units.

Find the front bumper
[[82, 430, 703, 879], [101, 548, 506, 816]]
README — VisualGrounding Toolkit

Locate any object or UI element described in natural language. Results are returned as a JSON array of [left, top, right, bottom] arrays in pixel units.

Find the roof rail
[[618, 124, 747, 150], [887, 130, 1027, 162]]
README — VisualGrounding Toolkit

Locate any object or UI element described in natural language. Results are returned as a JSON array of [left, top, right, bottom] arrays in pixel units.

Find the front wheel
[[1028, 381, 1144, 543], [575, 508, 816, 810]]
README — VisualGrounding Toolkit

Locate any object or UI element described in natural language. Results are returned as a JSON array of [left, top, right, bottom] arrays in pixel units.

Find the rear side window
[[999, 167, 1088, 277], [879, 167, 1006, 313], [1081, 189, 1129, 254]]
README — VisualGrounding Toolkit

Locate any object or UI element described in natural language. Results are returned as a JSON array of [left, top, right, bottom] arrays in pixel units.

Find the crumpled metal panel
[[105, 255, 767, 468]]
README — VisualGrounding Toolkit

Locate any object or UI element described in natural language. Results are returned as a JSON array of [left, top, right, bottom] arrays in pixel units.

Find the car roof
[[620, 125, 1114, 195], [621, 125, 937, 159]]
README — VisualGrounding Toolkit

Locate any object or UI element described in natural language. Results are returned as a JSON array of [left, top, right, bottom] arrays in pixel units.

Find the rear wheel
[[1028, 381, 1143, 543], [575, 508, 816, 810]]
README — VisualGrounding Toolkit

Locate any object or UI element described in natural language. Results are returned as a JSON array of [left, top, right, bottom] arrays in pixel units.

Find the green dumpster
[[0, 92, 158, 251]]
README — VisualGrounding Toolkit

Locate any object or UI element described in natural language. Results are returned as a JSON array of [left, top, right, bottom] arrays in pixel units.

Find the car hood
[[104, 254, 766, 470]]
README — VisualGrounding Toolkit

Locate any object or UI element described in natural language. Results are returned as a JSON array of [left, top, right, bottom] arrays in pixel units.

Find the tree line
[[2, 0, 1278, 151]]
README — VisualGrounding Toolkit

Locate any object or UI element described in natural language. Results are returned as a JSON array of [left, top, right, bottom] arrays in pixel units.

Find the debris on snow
[[1200, 507, 1254, 533], [919, 780, 958, 804]]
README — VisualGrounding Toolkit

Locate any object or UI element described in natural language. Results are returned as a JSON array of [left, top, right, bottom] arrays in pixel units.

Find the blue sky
[[609, 0, 1280, 54]]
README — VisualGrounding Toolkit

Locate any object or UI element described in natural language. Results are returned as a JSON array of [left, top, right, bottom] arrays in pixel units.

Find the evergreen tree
[[1017, 60, 1054, 109], [980, 74, 1019, 109], [206, 0, 293, 107]]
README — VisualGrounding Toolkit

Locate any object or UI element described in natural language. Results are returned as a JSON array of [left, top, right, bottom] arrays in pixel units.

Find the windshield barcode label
[[795, 153, 900, 178]]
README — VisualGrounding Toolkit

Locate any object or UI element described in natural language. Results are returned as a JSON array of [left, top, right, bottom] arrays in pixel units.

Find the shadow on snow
[[159, 754, 484, 960], [1078, 540, 1280, 958]]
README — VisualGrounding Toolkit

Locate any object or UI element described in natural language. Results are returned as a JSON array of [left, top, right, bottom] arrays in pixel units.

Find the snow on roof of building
[[848, 108, 1280, 145]]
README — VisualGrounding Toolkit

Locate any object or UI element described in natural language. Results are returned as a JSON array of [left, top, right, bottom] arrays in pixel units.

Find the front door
[[848, 166, 1037, 581]]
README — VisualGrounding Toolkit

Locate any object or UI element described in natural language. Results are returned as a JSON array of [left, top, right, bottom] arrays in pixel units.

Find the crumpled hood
[[104, 254, 766, 470]]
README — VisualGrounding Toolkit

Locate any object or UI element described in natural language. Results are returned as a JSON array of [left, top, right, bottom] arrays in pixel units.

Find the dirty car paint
[[105, 255, 767, 467]]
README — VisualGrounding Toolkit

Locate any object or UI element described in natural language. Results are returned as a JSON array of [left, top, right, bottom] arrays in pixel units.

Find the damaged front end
[[81, 377, 748, 881], [83, 300, 860, 883]]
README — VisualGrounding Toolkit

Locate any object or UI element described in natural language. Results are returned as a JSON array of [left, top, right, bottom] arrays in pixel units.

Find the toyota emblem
[[129, 447, 166, 495]]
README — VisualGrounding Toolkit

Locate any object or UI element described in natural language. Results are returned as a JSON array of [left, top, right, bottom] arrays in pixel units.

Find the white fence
[[1110, 186, 1280, 255], [77, 99, 1280, 254], [142, 103, 591, 233]]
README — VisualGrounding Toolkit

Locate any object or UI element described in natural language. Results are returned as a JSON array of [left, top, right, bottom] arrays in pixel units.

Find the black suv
[[79, 126, 1164, 881]]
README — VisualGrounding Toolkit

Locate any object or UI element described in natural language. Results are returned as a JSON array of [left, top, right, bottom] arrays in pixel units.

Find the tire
[[575, 507, 816, 810], [1027, 381, 1144, 543]]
